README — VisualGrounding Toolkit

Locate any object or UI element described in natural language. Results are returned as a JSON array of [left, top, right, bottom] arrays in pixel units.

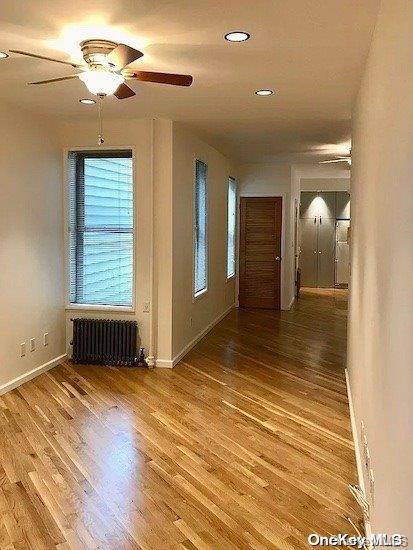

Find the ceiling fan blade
[[114, 83, 136, 99], [107, 44, 143, 70], [319, 158, 350, 164], [126, 70, 193, 86], [28, 75, 80, 85], [9, 49, 82, 68]]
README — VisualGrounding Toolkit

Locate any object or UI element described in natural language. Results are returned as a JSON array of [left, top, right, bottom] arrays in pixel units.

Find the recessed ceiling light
[[224, 31, 250, 42], [79, 98, 96, 105], [0, 52, 9, 59], [255, 89, 274, 96]]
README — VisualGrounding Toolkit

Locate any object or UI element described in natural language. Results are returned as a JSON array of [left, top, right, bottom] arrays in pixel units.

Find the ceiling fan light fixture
[[224, 31, 250, 42], [79, 98, 96, 105], [79, 69, 124, 96], [0, 51, 9, 59]]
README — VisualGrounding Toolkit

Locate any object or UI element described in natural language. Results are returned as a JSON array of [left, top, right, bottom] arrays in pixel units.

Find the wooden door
[[239, 197, 282, 309]]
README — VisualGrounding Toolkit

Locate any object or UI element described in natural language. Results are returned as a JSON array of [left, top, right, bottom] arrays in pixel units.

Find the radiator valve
[[136, 348, 149, 368]]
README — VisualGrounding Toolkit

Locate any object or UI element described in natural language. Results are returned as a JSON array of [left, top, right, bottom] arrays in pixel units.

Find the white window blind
[[227, 177, 237, 278], [68, 150, 134, 307], [194, 160, 208, 295]]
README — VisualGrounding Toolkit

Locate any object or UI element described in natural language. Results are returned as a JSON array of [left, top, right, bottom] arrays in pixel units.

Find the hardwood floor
[[0, 289, 360, 549]]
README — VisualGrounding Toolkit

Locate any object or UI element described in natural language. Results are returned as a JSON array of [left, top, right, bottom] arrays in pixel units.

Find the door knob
[[275, 256, 281, 261]]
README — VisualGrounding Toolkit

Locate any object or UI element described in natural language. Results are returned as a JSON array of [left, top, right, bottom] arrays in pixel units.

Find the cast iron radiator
[[71, 318, 138, 366]]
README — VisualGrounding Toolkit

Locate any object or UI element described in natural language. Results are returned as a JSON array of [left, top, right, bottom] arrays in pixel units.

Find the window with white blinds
[[68, 150, 134, 307], [227, 177, 237, 278], [194, 159, 208, 296]]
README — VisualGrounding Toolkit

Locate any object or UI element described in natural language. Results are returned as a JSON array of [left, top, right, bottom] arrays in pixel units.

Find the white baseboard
[[0, 354, 67, 396], [156, 304, 235, 368], [345, 368, 372, 540], [155, 359, 174, 368]]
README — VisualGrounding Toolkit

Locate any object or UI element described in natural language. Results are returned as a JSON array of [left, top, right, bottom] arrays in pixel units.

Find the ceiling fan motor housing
[[80, 39, 118, 67]]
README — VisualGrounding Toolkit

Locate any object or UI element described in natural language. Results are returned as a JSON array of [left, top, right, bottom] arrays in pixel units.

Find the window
[[194, 159, 208, 296], [227, 177, 237, 278], [68, 150, 134, 307]]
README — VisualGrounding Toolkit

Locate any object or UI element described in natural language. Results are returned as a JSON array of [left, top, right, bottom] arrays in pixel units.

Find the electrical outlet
[[30, 338, 35, 352], [20, 342, 26, 357], [43, 332, 49, 346], [143, 301, 150, 313]]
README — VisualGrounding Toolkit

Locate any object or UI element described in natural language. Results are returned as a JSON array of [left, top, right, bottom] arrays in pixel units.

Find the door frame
[[238, 195, 284, 309]]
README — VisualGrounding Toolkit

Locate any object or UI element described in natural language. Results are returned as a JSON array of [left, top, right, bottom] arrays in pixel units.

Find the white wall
[[59, 118, 155, 358], [293, 162, 350, 180], [0, 103, 65, 391], [171, 123, 237, 362], [153, 120, 174, 363], [300, 178, 350, 192], [238, 163, 297, 309], [59, 118, 237, 367], [349, 0, 412, 539], [293, 162, 350, 192]]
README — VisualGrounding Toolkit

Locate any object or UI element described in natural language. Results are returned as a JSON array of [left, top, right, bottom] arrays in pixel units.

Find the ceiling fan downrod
[[97, 93, 105, 145]]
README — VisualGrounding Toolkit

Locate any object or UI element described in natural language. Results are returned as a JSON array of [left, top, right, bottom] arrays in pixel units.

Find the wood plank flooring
[[0, 288, 360, 549]]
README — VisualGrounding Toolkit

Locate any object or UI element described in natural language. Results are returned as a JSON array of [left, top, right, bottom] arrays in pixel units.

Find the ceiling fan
[[9, 39, 193, 99], [319, 155, 351, 166]]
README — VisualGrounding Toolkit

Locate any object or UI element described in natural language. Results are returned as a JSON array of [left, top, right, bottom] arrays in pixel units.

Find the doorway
[[239, 197, 282, 309], [299, 191, 350, 288]]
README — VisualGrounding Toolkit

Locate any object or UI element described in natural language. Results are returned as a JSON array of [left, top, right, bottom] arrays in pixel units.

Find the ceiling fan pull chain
[[97, 94, 104, 145]]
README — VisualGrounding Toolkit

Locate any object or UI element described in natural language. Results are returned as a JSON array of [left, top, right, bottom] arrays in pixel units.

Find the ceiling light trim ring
[[224, 31, 251, 42], [255, 89, 274, 96]]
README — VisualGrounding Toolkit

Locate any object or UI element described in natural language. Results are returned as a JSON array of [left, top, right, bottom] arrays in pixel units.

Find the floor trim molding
[[345, 368, 372, 540], [156, 304, 235, 368], [287, 296, 296, 310], [0, 354, 67, 396]]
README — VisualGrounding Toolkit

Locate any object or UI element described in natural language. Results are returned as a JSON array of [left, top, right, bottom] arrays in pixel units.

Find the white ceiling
[[0, 0, 379, 162]]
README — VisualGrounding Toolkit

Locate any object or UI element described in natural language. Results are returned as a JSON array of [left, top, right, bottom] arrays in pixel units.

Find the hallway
[[0, 289, 360, 549]]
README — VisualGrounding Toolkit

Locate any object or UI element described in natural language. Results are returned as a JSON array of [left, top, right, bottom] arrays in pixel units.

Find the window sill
[[193, 288, 208, 302], [66, 304, 135, 314]]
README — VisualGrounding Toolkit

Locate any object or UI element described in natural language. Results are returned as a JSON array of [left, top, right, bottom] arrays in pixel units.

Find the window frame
[[193, 158, 209, 300], [226, 176, 237, 280], [63, 146, 136, 313]]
